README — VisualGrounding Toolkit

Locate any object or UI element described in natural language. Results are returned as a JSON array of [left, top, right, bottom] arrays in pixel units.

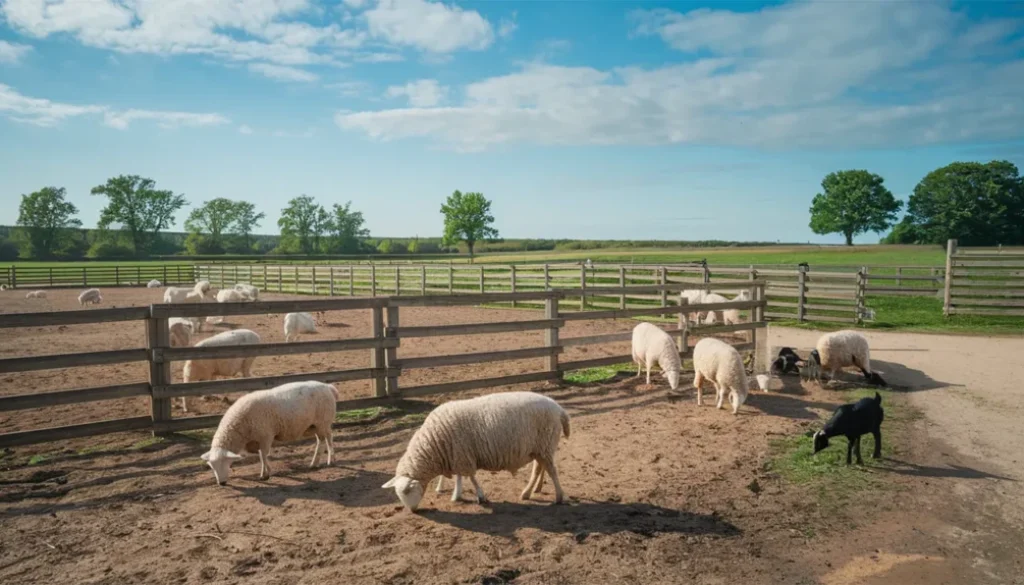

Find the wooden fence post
[[448, 265, 454, 294], [660, 267, 668, 308], [943, 239, 957, 316], [263, 265, 268, 290], [48, 267, 53, 287], [371, 304, 387, 397], [115, 266, 120, 286], [677, 297, 689, 357], [856, 267, 867, 323], [348, 266, 354, 296], [619, 266, 626, 309], [748, 268, 758, 343], [83, 267, 87, 287], [146, 311, 172, 435], [329, 266, 335, 296], [395, 266, 401, 296], [371, 264, 377, 297], [421, 265, 427, 296], [544, 264, 550, 290], [510, 265, 517, 308], [797, 265, 807, 322], [234, 265, 239, 284], [896, 267, 902, 288], [217, 265, 222, 287], [312, 266, 318, 296], [580, 265, 587, 310], [385, 304, 400, 395], [545, 294, 560, 377], [753, 283, 767, 373], [278, 266, 283, 292], [479, 267, 485, 294]]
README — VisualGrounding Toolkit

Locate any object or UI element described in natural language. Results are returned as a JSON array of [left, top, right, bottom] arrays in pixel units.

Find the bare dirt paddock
[[1, 288, 1023, 584]]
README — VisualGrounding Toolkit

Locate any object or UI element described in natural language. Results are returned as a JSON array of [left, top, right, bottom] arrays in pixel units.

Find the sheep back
[[284, 312, 317, 336], [211, 381, 339, 454], [396, 391, 569, 482], [183, 329, 261, 381], [631, 322, 682, 373], [816, 330, 872, 373], [693, 337, 748, 394]]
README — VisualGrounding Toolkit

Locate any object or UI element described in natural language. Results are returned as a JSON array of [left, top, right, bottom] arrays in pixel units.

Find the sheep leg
[[258, 443, 273, 480], [451, 475, 463, 502], [714, 383, 725, 410], [180, 396, 189, 413], [871, 429, 882, 459], [468, 474, 487, 503], [435, 476, 445, 493], [241, 358, 255, 378], [729, 390, 740, 415], [324, 428, 334, 466], [645, 360, 652, 386], [521, 460, 543, 500], [635, 358, 642, 378], [309, 435, 322, 468], [539, 457, 565, 505], [694, 371, 704, 406]]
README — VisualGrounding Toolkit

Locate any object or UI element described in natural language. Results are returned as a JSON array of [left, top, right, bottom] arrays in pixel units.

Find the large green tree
[[232, 201, 265, 251], [184, 197, 239, 250], [16, 186, 82, 259], [91, 175, 187, 256], [440, 190, 498, 260], [328, 201, 370, 253], [809, 170, 902, 246], [905, 160, 1024, 246], [278, 195, 329, 255]]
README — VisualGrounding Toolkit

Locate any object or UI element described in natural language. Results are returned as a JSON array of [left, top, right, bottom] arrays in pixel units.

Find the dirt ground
[[1, 288, 1023, 584]]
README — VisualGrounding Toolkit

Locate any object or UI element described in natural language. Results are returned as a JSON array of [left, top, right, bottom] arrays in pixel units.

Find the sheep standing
[[200, 380, 339, 485], [25, 290, 47, 299], [680, 289, 713, 322], [147, 279, 162, 288], [631, 322, 682, 390], [194, 280, 212, 297], [692, 337, 750, 414], [78, 288, 102, 305], [234, 283, 259, 300], [168, 317, 194, 348], [216, 288, 251, 303], [181, 329, 261, 412], [163, 286, 204, 304], [813, 392, 884, 465], [382, 391, 570, 512], [809, 330, 886, 386], [703, 290, 751, 326], [284, 312, 317, 342]]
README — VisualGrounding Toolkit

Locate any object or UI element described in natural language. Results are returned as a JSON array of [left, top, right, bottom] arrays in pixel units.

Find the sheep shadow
[[805, 360, 949, 394], [230, 465, 395, 508], [742, 392, 837, 420], [878, 458, 1017, 481], [422, 499, 740, 540]]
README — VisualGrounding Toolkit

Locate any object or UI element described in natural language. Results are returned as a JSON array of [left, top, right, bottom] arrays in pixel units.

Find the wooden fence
[[943, 240, 1024, 317], [197, 262, 865, 324], [1, 264, 196, 289], [0, 282, 767, 448]]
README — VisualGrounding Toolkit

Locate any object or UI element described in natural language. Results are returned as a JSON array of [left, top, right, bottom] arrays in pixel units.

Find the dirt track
[[1, 288, 1023, 583]]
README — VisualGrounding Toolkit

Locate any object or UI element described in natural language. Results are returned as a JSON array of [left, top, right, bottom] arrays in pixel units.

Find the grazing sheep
[[697, 292, 731, 326], [78, 288, 102, 305], [25, 290, 46, 299], [200, 380, 339, 485], [680, 289, 713, 322], [147, 279, 162, 288], [284, 312, 317, 342], [233, 283, 259, 300], [164, 286, 199, 303], [692, 337, 750, 414], [382, 391, 570, 512], [181, 329, 261, 412], [631, 322, 682, 390], [808, 330, 886, 386], [813, 392, 884, 465], [194, 280, 212, 296], [771, 347, 803, 376], [216, 288, 250, 303], [168, 317, 194, 348]]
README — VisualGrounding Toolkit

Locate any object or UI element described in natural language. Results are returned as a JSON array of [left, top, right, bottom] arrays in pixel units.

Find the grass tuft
[[563, 363, 634, 384]]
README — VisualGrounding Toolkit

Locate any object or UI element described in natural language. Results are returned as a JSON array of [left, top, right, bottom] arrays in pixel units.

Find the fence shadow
[[878, 458, 1016, 482], [231, 465, 395, 508], [818, 360, 951, 393], [423, 499, 740, 540], [742, 392, 835, 420]]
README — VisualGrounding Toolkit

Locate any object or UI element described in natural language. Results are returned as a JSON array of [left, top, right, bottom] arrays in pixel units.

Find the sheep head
[[382, 475, 424, 512], [201, 447, 244, 485], [812, 430, 830, 454]]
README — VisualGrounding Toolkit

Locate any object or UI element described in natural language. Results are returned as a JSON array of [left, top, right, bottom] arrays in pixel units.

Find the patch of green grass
[[335, 406, 400, 423], [563, 363, 634, 384], [178, 429, 216, 442], [76, 445, 109, 456], [400, 412, 428, 424], [27, 454, 50, 466], [129, 436, 166, 450]]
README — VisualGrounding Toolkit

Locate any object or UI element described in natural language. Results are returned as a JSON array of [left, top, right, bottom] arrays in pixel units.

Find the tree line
[[6, 176, 502, 260], [808, 160, 1024, 246]]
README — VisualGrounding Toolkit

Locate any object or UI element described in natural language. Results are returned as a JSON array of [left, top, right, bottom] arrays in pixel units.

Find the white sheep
[[692, 336, 750, 415], [78, 288, 102, 305], [631, 322, 682, 390], [679, 289, 713, 322], [147, 279, 162, 288], [168, 317, 194, 348], [25, 290, 47, 299], [702, 291, 751, 326], [163, 286, 204, 304], [809, 330, 887, 386], [382, 391, 570, 512], [233, 283, 259, 300], [200, 380, 339, 485], [181, 328, 261, 412], [0, 284, 7, 291], [216, 288, 250, 303], [284, 312, 317, 342], [194, 280, 212, 296]]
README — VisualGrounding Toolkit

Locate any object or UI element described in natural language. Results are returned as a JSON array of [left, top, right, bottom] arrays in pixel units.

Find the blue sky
[[1, 0, 1023, 244]]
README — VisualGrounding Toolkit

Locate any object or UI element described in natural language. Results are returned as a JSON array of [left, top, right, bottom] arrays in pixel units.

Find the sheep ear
[[382, 477, 398, 489], [200, 451, 212, 462], [226, 451, 244, 461]]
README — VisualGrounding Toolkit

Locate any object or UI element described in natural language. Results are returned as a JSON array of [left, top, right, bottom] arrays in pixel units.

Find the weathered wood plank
[[561, 331, 633, 347], [391, 319, 564, 338], [156, 337, 398, 362], [387, 291, 559, 306], [0, 382, 151, 412], [150, 297, 386, 318], [0, 348, 149, 374], [950, 307, 1024, 316], [398, 371, 561, 399], [395, 346, 562, 370], [0, 307, 149, 329], [0, 416, 153, 448], [560, 300, 763, 322], [153, 367, 389, 399]]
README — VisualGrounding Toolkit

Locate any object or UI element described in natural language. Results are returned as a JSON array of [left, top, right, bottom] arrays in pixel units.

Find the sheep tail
[[560, 410, 571, 439]]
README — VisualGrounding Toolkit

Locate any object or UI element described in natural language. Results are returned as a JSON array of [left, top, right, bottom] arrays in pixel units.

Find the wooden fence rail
[[0, 283, 767, 448], [944, 239, 1024, 317]]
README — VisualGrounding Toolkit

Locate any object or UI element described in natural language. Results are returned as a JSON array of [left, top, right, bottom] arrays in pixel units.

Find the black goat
[[813, 392, 884, 465], [770, 347, 803, 375]]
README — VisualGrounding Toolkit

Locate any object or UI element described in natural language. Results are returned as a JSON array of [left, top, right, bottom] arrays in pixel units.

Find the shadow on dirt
[[879, 458, 1016, 481]]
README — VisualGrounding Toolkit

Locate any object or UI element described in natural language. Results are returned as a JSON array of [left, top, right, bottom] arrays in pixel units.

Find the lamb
[[807, 330, 886, 386], [813, 391, 884, 465], [771, 347, 803, 376], [233, 283, 259, 300], [382, 391, 570, 512], [284, 312, 317, 342], [692, 336, 751, 414], [181, 329, 261, 412], [200, 380, 339, 485], [78, 288, 102, 305], [25, 290, 47, 299], [216, 288, 251, 303], [147, 279, 162, 288], [168, 317, 194, 348], [163, 286, 204, 304], [631, 322, 682, 390], [194, 280, 212, 296]]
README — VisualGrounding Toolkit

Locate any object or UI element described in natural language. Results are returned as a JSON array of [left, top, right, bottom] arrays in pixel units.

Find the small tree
[[440, 190, 498, 261], [278, 195, 328, 255], [91, 175, 187, 256], [16, 186, 82, 259], [184, 198, 239, 250], [377, 239, 394, 254], [232, 201, 265, 252], [328, 201, 370, 253], [809, 170, 902, 245]]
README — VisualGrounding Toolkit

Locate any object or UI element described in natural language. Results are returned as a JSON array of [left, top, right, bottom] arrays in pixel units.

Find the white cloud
[[327, 80, 372, 97], [498, 14, 517, 39], [238, 124, 254, 134], [337, 2, 1024, 151], [0, 40, 33, 64], [249, 62, 319, 82], [0, 83, 229, 129], [365, 0, 494, 53], [385, 79, 448, 107]]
